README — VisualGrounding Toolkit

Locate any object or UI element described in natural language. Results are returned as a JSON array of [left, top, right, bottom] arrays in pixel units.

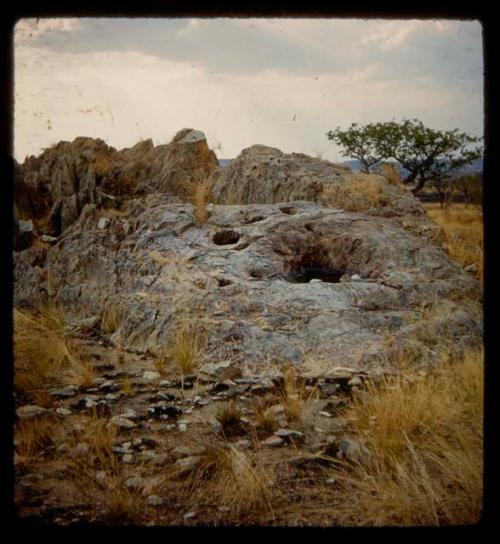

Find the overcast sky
[[14, 17, 483, 162]]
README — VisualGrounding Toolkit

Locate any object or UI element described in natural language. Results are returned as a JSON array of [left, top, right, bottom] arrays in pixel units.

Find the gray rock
[[143, 370, 161, 381], [261, 435, 284, 448], [175, 455, 202, 475], [141, 451, 168, 465], [41, 234, 58, 243], [274, 429, 305, 444], [110, 416, 137, 430], [125, 477, 146, 490], [50, 385, 78, 398], [72, 443, 90, 457], [97, 217, 110, 230], [16, 405, 48, 419], [147, 495, 164, 506], [13, 137, 482, 378], [337, 437, 372, 464]]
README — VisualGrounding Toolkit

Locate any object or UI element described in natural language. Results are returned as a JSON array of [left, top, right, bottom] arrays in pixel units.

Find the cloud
[[13, 18, 483, 162]]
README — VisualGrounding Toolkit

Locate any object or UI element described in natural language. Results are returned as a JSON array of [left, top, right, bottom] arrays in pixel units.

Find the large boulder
[[210, 145, 442, 242], [13, 197, 482, 376], [13, 130, 218, 242]]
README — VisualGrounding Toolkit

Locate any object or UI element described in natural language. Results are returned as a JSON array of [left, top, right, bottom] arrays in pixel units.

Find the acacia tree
[[327, 123, 384, 173], [327, 119, 483, 194]]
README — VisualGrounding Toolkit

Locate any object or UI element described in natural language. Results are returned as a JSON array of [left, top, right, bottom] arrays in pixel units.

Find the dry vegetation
[[324, 174, 391, 212], [187, 177, 213, 225], [424, 203, 483, 282], [336, 349, 483, 526]]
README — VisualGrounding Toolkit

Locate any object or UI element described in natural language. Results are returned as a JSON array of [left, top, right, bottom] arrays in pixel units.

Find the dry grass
[[215, 402, 245, 437], [15, 415, 59, 460], [425, 203, 483, 282], [183, 438, 276, 515], [324, 174, 390, 212], [336, 349, 483, 526], [121, 377, 136, 397], [251, 398, 280, 436], [188, 177, 213, 225], [14, 306, 76, 399], [101, 300, 123, 335], [279, 366, 317, 422], [164, 316, 207, 379], [67, 411, 145, 524]]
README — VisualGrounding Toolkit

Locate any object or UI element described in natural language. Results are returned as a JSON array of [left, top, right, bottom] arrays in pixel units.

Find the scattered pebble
[[147, 495, 164, 506]]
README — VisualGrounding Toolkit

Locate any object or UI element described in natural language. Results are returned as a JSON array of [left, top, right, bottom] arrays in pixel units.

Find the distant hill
[[219, 159, 232, 167], [339, 158, 483, 176]]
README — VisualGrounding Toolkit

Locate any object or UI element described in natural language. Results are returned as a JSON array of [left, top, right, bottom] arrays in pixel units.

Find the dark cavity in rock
[[286, 249, 344, 284], [279, 206, 296, 215], [213, 230, 240, 245]]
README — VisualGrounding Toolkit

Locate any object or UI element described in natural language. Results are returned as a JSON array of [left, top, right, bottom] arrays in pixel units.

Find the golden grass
[[424, 203, 483, 282], [14, 306, 76, 398], [121, 377, 136, 397], [67, 411, 145, 524], [336, 349, 483, 526], [279, 366, 317, 422], [164, 317, 207, 379], [184, 438, 276, 515], [15, 415, 59, 460], [101, 300, 123, 335], [251, 398, 280, 436], [324, 174, 390, 212], [188, 177, 213, 225]]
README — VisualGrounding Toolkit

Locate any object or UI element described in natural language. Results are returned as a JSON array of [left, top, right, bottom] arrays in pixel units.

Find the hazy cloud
[[14, 17, 483, 162]]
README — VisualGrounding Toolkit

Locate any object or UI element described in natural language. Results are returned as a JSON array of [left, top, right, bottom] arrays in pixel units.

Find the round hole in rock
[[213, 230, 240, 245], [217, 278, 232, 287], [279, 206, 296, 215], [249, 269, 265, 279], [286, 251, 344, 284]]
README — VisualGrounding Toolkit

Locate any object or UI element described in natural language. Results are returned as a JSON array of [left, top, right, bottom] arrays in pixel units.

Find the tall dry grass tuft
[[14, 306, 76, 398], [279, 366, 317, 422], [336, 349, 483, 526], [425, 203, 483, 282], [164, 316, 207, 382], [183, 438, 275, 515], [188, 177, 213, 225], [101, 300, 123, 335]]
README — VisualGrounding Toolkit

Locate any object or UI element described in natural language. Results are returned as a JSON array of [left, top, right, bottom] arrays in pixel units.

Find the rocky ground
[[15, 333, 381, 526], [13, 129, 483, 526]]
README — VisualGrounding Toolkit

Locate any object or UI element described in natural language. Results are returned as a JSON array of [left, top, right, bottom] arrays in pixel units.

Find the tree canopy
[[327, 119, 483, 193]]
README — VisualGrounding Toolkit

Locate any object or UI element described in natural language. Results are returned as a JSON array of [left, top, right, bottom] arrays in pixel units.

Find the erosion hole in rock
[[286, 251, 344, 284], [279, 206, 296, 215], [213, 230, 240, 245], [249, 269, 265, 279], [217, 278, 232, 287], [244, 215, 264, 224]]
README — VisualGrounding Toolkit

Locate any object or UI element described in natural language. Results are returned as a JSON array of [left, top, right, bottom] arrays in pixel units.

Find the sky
[[13, 17, 484, 163]]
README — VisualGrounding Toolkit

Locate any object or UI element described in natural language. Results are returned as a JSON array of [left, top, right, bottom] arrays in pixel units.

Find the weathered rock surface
[[210, 145, 442, 242], [14, 129, 218, 239], [14, 194, 482, 376]]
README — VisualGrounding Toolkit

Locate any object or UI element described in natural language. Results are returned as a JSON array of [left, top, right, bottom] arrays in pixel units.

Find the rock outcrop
[[14, 129, 218, 238], [14, 196, 482, 376], [210, 145, 442, 242]]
